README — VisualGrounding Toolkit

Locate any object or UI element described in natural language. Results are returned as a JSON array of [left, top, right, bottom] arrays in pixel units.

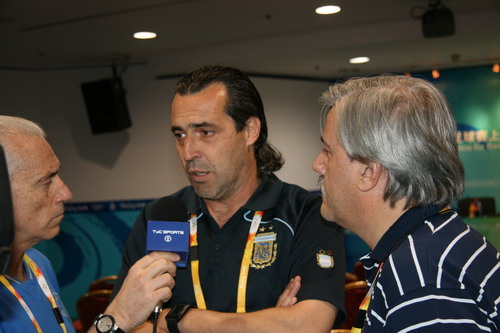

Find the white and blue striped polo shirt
[[360, 205, 499, 332]]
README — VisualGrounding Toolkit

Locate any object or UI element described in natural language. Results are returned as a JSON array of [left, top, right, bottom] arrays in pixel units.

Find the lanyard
[[189, 210, 264, 313], [351, 262, 384, 333], [0, 253, 67, 333]]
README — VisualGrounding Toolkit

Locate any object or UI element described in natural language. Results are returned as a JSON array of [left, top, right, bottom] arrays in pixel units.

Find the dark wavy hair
[[175, 65, 284, 179]]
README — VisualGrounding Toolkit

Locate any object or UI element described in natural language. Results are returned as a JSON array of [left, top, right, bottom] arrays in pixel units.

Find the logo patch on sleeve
[[316, 250, 335, 268]]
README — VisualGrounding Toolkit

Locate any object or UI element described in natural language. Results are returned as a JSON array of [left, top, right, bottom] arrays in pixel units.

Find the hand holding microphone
[[105, 251, 181, 332], [106, 196, 189, 331], [145, 197, 190, 318]]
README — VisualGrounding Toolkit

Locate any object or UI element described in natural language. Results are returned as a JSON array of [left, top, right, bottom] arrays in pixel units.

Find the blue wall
[[34, 200, 152, 319], [417, 66, 500, 212]]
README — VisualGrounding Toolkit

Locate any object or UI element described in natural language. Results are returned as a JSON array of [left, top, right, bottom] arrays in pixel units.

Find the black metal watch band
[[166, 304, 191, 333]]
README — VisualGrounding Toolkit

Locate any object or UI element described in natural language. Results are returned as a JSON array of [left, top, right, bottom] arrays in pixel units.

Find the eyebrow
[[171, 122, 218, 133], [320, 136, 332, 151], [35, 169, 59, 185]]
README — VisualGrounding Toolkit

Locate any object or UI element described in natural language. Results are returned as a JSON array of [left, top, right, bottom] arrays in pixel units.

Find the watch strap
[[166, 304, 191, 333], [111, 324, 125, 333]]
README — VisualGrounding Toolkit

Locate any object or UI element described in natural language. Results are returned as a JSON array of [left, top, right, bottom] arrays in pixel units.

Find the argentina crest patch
[[316, 249, 335, 269], [251, 232, 278, 269]]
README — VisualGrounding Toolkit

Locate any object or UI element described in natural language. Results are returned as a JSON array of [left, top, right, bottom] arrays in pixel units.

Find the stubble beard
[[317, 175, 334, 222]]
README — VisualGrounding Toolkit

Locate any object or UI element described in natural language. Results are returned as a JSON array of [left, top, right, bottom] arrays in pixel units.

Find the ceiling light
[[349, 56, 370, 64], [315, 5, 341, 15], [493, 63, 500, 73], [133, 31, 157, 40]]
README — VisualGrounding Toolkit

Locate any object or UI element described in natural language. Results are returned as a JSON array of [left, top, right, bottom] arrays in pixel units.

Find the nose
[[54, 177, 73, 203], [178, 136, 200, 162], [312, 152, 326, 175]]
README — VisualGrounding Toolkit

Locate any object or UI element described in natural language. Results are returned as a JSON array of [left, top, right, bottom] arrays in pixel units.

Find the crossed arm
[[161, 299, 338, 333], [87, 254, 337, 333], [128, 275, 338, 333]]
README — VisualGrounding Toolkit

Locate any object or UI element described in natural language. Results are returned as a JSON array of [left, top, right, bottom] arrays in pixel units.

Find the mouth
[[51, 212, 65, 224], [189, 170, 208, 176], [188, 169, 210, 182]]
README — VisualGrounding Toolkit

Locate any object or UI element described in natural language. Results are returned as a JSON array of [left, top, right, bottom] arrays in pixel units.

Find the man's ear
[[358, 161, 383, 192], [245, 117, 261, 146]]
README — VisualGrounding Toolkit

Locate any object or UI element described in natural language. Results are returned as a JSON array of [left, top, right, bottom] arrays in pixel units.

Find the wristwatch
[[93, 314, 124, 333], [166, 304, 191, 333]]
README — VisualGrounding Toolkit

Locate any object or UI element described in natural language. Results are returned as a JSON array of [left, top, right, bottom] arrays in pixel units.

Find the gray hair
[[0, 115, 46, 176], [320, 75, 464, 209]]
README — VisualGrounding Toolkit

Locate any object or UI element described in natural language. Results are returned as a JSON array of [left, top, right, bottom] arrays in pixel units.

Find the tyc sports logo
[[152, 229, 185, 242]]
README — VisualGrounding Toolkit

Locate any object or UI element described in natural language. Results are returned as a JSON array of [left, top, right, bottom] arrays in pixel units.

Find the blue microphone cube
[[146, 221, 190, 267]]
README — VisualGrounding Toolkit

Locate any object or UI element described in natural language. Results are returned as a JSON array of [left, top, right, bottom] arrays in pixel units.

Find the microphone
[[145, 196, 189, 318]]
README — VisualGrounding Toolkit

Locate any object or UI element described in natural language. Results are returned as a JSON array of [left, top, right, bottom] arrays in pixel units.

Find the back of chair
[[345, 272, 358, 284], [353, 261, 366, 282], [88, 275, 117, 291], [76, 289, 112, 332], [338, 280, 368, 329]]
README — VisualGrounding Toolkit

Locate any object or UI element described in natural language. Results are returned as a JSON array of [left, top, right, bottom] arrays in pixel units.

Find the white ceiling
[[1, 0, 499, 79]]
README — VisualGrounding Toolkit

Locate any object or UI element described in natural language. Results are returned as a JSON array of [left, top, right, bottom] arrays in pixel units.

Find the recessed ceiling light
[[349, 56, 370, 64], [133, 32, 157, 40], [315, 5, 341, 15]]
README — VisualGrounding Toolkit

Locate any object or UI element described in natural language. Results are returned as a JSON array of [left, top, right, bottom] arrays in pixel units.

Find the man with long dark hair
[[113, 65, 346, 333]]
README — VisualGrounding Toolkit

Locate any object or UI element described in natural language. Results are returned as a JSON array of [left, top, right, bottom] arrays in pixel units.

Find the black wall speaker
[[81, 77, 132, 134], [421, 5, 455, 38]]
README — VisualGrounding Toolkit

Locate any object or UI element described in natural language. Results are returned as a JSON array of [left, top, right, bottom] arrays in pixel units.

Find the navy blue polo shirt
[[360, 205, 500, 332]]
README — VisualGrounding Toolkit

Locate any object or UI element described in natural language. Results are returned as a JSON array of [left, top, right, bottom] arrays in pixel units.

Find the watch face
[[97, 315, 114, 332]]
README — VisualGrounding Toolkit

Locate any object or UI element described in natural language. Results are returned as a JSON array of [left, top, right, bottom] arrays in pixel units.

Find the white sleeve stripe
[[477, 262, 500, 302], [489, 296, 500, 329], [459, 238, 487, 287], [433, 212, 458, 234], [386, 294, 476, 319], [399, 318, 492, 333], [424, 220, 434, 232], [363, 261, 378, 272], [376, 282, 389, 309], [490, 310, 498, 319], [437, 226, 470, 288], [359, 253, 371, 261], [409, 235, 425, 287], [370, 309, 386, 325], [481, 262, 500, 288], [487, 318, 498, 332], [389, 255, 404, 296]]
